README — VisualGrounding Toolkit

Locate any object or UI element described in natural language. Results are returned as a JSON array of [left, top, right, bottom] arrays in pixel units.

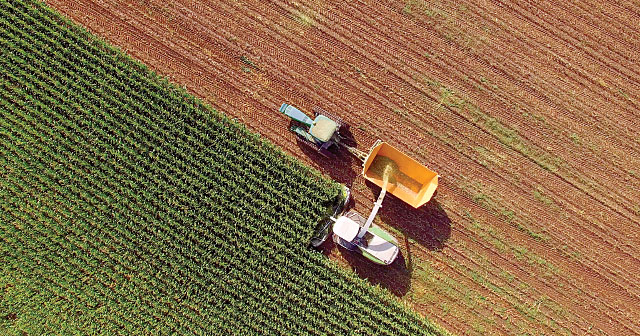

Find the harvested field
[[45, 0, 640, 334]]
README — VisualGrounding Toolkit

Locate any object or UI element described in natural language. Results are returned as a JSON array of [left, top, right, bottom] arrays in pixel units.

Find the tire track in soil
[[44, 0, 640, 335], [397, 0, 640, 124], [368, 0, 640, 236], [376, 0, 640, 210], [388, 0, 640, 164], [350, 0, 640, 262], [534, 0, 640, 61], [511, 0, 640, 86], [442, 0, 637, 155], [364, 3, 640, 228], [488, 0, 640, 127], [577, 0, 640, 38]]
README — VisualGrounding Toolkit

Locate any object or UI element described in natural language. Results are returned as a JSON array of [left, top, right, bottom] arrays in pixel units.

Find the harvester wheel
[[310, 227, 329, 248]]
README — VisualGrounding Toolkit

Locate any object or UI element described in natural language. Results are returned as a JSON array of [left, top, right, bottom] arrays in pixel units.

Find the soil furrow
[[367, 0, 640, 217]]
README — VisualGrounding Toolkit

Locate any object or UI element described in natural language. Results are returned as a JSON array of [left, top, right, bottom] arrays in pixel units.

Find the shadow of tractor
[[294, 128, 360, 188]]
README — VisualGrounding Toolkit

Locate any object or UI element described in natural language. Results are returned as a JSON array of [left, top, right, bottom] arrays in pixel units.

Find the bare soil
[[46, 0, 640, 334]]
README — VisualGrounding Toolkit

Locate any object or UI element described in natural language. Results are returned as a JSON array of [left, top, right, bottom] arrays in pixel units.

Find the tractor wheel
[[296, 134, 320, 151], [336, 133, 357, 147]]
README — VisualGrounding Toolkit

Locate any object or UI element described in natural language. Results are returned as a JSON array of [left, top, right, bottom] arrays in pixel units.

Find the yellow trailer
[[332, 140, 438, 264], [360, 141, 439, 208]]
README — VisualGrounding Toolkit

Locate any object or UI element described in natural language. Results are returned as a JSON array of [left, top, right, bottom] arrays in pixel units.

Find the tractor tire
[[318, 147, 337, 160], [296, 134, 320, 151]]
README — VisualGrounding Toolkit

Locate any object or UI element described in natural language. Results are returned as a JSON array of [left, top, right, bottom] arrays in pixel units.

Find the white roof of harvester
[[361, 233, 399, 265], [332, 216, 360, 242]]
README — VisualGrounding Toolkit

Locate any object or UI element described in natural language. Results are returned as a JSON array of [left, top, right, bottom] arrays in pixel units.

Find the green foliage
[[0, 1, 445, 335]]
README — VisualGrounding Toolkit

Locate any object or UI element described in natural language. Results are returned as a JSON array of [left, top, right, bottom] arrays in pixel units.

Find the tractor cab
[[279, 103, 344, 157], [309, 115, 338, 142]]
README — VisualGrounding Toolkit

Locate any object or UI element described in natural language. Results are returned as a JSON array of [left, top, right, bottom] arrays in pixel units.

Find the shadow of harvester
[[291, 126, 451, 295], [317, 186, 450, 297]]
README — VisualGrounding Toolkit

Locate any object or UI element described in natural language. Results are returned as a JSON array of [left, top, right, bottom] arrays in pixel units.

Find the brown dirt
[[45, 0, 640, 334]]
